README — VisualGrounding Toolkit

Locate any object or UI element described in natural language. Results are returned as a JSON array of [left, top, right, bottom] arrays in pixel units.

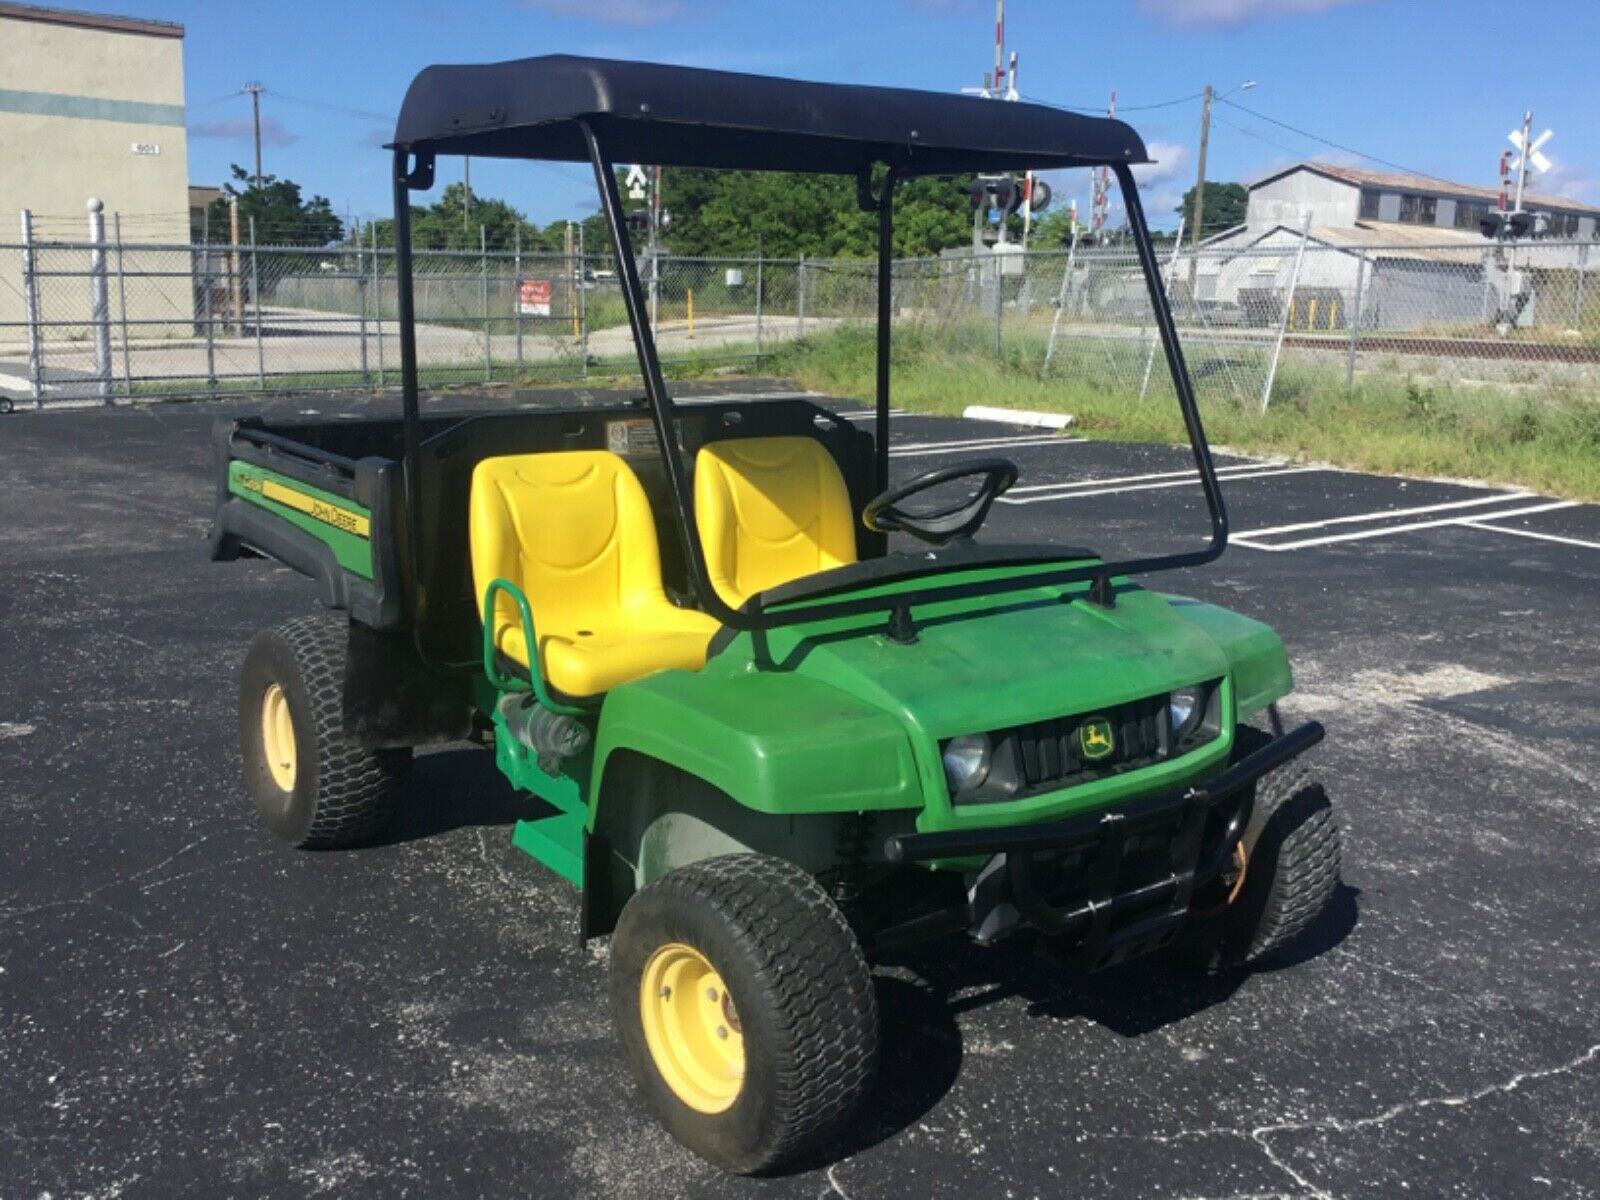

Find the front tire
[[238, 616, 410, 848], [1176, 727, 1341, 970], [610, 854, 878, 1174]]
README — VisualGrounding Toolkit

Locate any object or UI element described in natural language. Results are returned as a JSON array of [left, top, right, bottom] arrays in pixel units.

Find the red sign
[[518, 278, 551, 317]]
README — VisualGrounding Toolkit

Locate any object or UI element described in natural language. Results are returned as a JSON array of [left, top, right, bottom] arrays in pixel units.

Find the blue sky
[[136, 0, 1600, 232]]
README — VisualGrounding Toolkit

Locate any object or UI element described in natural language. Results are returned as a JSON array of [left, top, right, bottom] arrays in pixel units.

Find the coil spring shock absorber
[[832, 812, 874, 910]]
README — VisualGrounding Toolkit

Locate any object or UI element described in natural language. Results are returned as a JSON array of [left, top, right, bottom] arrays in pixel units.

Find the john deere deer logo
[[1079, 717, 1115, 761]]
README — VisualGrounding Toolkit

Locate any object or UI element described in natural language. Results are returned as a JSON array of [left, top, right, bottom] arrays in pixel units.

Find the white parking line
[[1001, 465, 1318, 504], [1234, 500, 1579, 551], [1457, 519, 1600, 551], [890, 434, 1080, 457], [1007, 459, 1297, 495], [1233, 491, 1536, 540]]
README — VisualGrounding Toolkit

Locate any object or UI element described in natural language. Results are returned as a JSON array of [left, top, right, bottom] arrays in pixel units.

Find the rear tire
[[1175, 727, 1341, 970], [610, 853, 878, 1174], [238, 616, 409, 848]]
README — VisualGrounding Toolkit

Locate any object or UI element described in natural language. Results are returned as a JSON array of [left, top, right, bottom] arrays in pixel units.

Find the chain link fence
[[3, 214, 1597, 410]]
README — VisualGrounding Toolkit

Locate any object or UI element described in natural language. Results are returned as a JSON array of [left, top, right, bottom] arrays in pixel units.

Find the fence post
[[480, 225, 492, 383], [200, 207, 216, 390], [356, 230, 370, 387], [87, 199, 113, 405], [578, 223, 589, 377], [994, 254, 1004, 359], [1043, 226, 1081, 371], [755, 252, 764, 359], [249, 217, 265, 390], [1260, 214, 1312, 413], [797, 254, 807, 339], [514, 226, 525, 378], [1574, 242, 1588, 328], [372, 224, 385, 388], [1139, 217, 1185, 401], [113, 213, 133, 398], [1345, 250, 1368, 389], [229, 199, 243, 335], [20, 209, 44, 406]]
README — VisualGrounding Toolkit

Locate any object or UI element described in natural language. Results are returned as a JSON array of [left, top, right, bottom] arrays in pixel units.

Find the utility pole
[[463, 156, 472, 236], [243, 82, 264, 187], [1189, 84, 1213, 290]]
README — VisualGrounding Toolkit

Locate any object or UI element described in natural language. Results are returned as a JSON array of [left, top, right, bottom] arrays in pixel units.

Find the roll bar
[[389, 135, 1228, 646]]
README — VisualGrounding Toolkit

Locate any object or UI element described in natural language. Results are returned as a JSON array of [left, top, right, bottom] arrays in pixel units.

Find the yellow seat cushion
[[470, 450, 719, 698], [694, 436, 859, 608]]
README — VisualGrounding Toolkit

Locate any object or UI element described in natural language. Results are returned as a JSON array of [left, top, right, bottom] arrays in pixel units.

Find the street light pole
[[1189, 80, 1255, 290]]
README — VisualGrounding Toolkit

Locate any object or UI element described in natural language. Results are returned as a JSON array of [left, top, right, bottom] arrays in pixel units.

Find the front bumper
[[884, 721, 1324, 969]]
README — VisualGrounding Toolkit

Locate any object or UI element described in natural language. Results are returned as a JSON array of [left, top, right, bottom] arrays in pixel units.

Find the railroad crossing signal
[[1507, 127, 1553, 176]]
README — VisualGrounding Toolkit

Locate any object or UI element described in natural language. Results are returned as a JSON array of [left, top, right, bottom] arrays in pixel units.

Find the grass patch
[[751, 325, 1600, 501]]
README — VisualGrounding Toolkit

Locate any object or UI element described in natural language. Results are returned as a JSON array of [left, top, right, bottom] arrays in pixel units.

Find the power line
[[1020, 89, 1205, 116], [262, 88, 388, 124], [188, 88, 248, 111], [1218, 97, 1471, 193]]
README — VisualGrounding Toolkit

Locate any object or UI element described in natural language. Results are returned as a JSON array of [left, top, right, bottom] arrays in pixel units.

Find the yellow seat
[[693, 437, 858, 608], [470, 451, 719, 698]]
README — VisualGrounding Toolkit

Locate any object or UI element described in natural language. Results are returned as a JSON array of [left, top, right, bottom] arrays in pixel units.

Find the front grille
[[1012, 695, 1168, 792], [946, 683, 1222, 806]]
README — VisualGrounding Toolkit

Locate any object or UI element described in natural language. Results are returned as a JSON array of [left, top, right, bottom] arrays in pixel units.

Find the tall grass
[[748, 325, 1600, 501]]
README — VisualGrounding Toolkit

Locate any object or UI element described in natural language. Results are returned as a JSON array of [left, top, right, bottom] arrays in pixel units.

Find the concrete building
[[1192, 162, 1599, 330], [0, 2, 189, 326]]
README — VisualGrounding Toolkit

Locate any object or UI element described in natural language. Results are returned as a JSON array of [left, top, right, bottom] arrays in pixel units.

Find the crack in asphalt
[[1078, 1042, 1600, 1200]]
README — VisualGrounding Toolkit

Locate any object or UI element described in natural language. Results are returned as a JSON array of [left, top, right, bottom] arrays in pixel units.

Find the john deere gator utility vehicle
[[212, 56, 1341, 1173]]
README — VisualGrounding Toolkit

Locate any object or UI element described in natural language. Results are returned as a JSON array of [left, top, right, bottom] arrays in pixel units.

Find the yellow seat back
[[471, 451, 712, 695], [694, 436, 858, 608]]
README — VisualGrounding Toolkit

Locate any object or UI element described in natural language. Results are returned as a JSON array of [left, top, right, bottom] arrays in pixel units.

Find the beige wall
[[0, 12, 190, 330]]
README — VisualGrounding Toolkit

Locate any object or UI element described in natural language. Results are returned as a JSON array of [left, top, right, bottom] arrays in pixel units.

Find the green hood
[[743, 585, 1233, 740]]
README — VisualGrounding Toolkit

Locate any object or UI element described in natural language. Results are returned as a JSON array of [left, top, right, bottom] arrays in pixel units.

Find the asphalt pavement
[[2, 383, 1597, 1199]]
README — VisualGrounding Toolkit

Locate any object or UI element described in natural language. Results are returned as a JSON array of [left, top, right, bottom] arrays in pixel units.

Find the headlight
[[1169, 686, 1204, 738], [941, 733, 992, 794]]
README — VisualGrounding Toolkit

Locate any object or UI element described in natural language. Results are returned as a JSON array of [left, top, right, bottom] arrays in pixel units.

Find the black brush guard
[[884, 721, 1324, 970]]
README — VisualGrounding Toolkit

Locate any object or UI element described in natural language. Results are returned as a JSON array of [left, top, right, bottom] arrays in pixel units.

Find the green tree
[[365, 184, 553, 252], [1176, 181, 1248, 239], [651, 169, 980, 259], [208, 164, 343, 245]]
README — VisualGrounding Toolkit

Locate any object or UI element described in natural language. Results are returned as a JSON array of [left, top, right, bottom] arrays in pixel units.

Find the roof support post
[[1114, 163, 1227, 558], [392, 145, 434, 634], [871, 168, 900, 496], [578, 120, 743, 629]]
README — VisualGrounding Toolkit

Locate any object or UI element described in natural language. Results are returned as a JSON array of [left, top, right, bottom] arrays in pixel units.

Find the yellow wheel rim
[[260, 682, 298, 792], [639, 942, 745, 1113]]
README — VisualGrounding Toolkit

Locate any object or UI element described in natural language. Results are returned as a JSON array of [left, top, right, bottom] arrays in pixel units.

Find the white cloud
[[1138, 0, 1370, 27], [190, 115, 298, 147], [1134, 140, 1188, 187], [1536, 156, 1600, 206], [519, 0, 689, 25]]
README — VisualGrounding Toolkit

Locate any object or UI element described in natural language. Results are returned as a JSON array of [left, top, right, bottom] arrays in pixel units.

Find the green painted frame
[[480, 577, 589, 716]]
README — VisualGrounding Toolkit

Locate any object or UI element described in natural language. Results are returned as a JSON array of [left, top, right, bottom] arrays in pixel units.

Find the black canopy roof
[[392, 55, 1147, 175]]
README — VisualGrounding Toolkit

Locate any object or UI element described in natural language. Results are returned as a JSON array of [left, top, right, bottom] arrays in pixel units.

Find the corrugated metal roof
[[1250, 161, 1600, 216]]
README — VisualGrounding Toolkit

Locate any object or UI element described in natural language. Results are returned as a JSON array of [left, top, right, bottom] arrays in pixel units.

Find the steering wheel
[[862, 458, 1019, 546]]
